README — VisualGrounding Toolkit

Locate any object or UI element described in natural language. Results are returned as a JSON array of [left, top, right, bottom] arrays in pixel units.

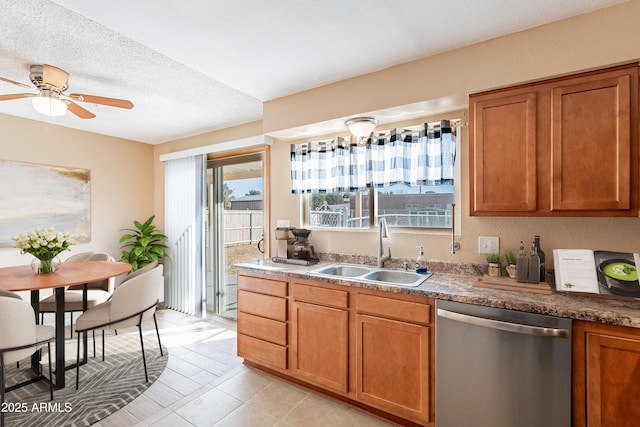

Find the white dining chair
[[0, 290, 21, 300], [39, 252, 115, 338], [0, 297, 55, 427], [74, 265, 164, 389]]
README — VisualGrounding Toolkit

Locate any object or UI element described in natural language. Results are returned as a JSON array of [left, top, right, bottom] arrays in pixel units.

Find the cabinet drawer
[[238, 274, 288, 297], [238, 334, 287, 370], [238, 290, 287, 321], [357, 294, 431, 325], [292, 283, 348, 309], [238, 312, 287, 346]]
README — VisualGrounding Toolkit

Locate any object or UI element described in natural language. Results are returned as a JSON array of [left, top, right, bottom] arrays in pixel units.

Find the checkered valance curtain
[[290, 120, 456, 194]]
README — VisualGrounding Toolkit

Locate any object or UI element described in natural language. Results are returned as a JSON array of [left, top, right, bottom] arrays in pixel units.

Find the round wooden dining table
[[0, 260, 131, 389]]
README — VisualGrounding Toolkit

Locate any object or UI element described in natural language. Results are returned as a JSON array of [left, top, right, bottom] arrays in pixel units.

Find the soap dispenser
[[416, 246, 428, 274]]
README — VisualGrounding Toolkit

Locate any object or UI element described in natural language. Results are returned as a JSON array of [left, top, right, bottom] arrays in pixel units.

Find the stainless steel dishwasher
[[435, 300, 572, 427]]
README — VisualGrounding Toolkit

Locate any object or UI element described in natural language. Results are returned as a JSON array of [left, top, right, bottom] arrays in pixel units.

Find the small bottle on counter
[[516, 241, 528, 283], [416, 246, 428, 274], [528, 242, 540, 284], [534, 235, 545, 282]]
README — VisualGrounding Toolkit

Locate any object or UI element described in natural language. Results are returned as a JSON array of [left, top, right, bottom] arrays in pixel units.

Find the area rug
[[3, 329, 168, 427]]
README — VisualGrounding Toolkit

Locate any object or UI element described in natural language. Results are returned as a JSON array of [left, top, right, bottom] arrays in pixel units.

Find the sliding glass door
[[207, 153, 266, 319]]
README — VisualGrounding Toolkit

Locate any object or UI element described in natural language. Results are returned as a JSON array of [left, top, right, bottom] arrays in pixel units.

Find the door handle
[[436, 308, 570, 338]]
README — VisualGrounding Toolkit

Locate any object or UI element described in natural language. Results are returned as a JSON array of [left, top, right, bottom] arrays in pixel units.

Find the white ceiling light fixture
[[345, 117, 378, 145], [31, 89, 67, 117], [1, 64, 133, 120]]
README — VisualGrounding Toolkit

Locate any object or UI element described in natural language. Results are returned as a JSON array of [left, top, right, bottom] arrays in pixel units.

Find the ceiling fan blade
[[42, 64, 69, 89], [69, 93, 133, 109], [0, 93, 34, 101], [0, 77, 32, 89], [66, 101, 96, 119]]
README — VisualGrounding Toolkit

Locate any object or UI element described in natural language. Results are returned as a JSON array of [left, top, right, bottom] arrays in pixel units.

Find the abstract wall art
[[0, 160, 91, 247]]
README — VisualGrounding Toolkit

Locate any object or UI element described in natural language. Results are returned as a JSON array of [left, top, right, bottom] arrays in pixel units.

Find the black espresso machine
[[272, 227, 319, 265]]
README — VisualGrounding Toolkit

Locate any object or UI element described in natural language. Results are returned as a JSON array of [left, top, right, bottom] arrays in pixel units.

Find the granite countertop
[[236, 259, 640, 328]]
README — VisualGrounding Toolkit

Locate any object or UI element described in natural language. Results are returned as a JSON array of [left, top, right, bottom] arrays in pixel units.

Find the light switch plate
[[478, 236, 499, 254]]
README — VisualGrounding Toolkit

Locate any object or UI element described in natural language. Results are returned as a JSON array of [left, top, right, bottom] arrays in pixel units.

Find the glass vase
[[31, 256, 61, 274]]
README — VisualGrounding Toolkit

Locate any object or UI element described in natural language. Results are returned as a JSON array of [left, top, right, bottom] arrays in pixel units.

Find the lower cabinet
[[291, 283, 349, 393], [237, 273, 289, 371], [237, 271, 434, 426], [573, 320, 640, 427], [356, 293, 433, 424]]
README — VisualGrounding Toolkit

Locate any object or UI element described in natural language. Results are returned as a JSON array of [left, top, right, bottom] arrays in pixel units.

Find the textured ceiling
[[0, 0, 626, 144]]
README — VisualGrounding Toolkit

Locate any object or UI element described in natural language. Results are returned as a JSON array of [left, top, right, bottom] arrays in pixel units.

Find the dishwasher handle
[[437, 308, 570, 338]]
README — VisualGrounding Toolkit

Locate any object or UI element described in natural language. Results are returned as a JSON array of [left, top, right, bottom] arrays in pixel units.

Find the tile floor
[[93, 308, 394, 427]]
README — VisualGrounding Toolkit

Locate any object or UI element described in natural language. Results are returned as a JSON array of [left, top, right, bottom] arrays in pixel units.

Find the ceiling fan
[[0, 64, 133, 119]]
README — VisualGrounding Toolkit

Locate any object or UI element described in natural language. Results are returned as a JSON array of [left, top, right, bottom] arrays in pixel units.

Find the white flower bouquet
[[12, 227, 78, 273]]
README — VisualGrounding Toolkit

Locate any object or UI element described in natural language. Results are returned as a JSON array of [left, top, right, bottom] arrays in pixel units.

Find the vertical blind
[[164, 155, 206, 316], [291, 120, 456, 194]]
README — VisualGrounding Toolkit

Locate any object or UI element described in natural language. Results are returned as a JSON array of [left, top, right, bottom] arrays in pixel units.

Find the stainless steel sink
[[311, 263, 430, 287], [362, 269, 426, 286], [314, 264, 373, 277]]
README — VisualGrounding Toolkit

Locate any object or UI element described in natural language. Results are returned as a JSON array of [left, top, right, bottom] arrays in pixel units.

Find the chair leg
[[102, 331, 105, 362], [138, 325, 148, 383], [75, 332, 81, 390], [47, 342, 53, 401], [153, 313, 163, 357], [69, 312, 73, 339], [92, 330, 96, 358]]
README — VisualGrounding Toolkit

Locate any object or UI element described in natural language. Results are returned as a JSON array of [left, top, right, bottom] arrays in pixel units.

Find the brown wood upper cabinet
[[470, 63, 639, 216]]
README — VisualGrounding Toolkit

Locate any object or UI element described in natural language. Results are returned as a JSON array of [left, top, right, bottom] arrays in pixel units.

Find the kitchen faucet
[[377, 217, 391, 268]]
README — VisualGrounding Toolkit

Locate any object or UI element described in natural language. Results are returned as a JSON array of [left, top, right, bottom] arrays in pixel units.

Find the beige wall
[[262, 0, 640, 267], [1, 3, 637, 275], [0, 114, 154, 269], [155, 0, 640, 268], [1, 0, 637, 271], [264, 0, 640, 133]]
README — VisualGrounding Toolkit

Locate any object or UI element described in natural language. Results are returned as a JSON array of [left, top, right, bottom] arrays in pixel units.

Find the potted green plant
[[504, 249, 517, 279], [119, 215, 169, 272], [486, 253, 503, 277]]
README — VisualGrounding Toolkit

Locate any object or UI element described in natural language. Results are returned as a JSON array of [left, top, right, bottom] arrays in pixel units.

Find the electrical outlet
[[478, 236, 499, 254], [277, 219, 290, 227]]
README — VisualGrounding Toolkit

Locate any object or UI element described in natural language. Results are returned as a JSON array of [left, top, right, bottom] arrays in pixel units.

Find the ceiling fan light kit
[[31, 90, 67, 117], [345, 116, 378, 145], [0, 64, 133, 119]]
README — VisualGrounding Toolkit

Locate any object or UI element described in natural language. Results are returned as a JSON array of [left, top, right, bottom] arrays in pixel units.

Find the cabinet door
[[291, 301, 349, 393], [584, 332, 640, 427], [550, 69, 636, 212], [573, 321, 640, 427], [470, 92, 538, 213], [356, 314, 431, 423]]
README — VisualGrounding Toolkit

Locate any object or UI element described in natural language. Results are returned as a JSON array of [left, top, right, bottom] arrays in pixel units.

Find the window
[[307, 191, 370, 228], [294, 119, 459, 230], [378, 184, 454, 228]]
